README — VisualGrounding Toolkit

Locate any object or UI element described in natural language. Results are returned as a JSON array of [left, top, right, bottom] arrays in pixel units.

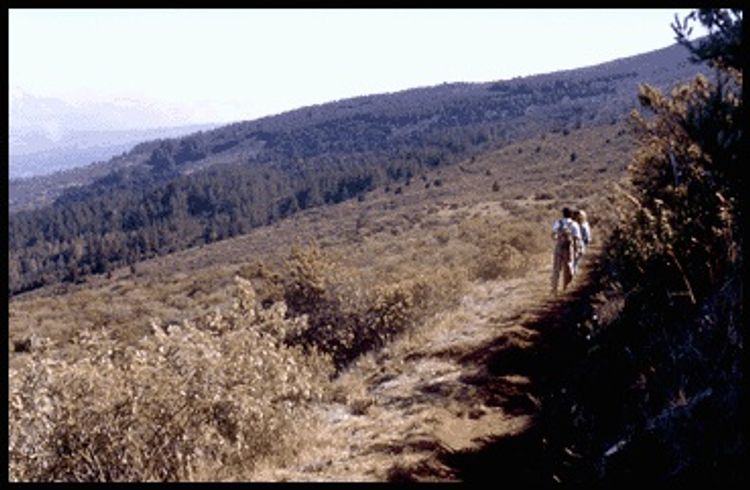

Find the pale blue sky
[[9, 8, 705, 126]]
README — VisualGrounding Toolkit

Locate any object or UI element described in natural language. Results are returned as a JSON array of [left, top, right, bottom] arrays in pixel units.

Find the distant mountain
[[8, 42, 710, 295], [9, 89, 221, 179], [9, 124, 220, 179], [9, 89, 208, 136]]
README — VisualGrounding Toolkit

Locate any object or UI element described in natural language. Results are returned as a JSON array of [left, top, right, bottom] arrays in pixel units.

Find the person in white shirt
[[573, 209, 592, 274], [551, 207, 581, 295]]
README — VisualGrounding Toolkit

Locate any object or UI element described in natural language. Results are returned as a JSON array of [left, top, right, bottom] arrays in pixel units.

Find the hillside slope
[[9, 42, 702, 213], [8, 42, 708, 297], [9, 120, 629, 339]]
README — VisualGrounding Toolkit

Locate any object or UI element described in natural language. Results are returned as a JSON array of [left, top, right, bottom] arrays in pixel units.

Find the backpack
[[556, 219, 573, 247]]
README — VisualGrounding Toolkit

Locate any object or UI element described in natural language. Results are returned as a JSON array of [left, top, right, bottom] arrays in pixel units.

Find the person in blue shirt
[[573, 209, 591, 275]]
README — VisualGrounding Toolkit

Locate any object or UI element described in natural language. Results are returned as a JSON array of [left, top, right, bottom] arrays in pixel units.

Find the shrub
[[278, 245, 433, 371], [458, 217, 546, 281], [536, 13, 743, 483], [281, 245, 332, 318], [614, 71, 740, 304], [9, 276, 333, 482], [534, 192, 554, 200], [474, 242, 526, 281]]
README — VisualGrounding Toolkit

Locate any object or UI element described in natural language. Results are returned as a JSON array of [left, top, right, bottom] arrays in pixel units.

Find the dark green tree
[[570, 8, 744, 484], [672, 9, 742, 70]]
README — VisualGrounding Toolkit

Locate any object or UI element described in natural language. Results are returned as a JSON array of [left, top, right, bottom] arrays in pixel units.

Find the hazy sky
[[9, 8, 706, 126]]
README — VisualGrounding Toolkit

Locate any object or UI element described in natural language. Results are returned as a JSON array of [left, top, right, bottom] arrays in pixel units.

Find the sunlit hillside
[[10, 119, 632, 480], [9, 121, 630, 356], [9, 12, 742, 482], [8, 42, 706, 298]]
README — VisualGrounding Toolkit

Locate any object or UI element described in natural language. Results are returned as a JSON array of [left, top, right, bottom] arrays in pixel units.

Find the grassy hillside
[[8, 43, 705, 297], [10, 19, 741, 481], [10, 120, 633, 480], [9, 121, 630, 354]]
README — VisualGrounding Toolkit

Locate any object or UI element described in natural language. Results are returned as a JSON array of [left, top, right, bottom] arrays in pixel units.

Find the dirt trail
[[252, 251, 594, 481]]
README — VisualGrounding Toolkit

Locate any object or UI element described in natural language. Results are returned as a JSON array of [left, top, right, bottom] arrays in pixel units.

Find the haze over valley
[[9, 89, 220, 179]]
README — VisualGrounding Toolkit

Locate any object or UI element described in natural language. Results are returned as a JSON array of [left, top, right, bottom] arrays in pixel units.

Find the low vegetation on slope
[[9, 120, 629, 351], [10, 113, 617, 481], [9, 221, 543, 481], [10, 273, 333, 481]]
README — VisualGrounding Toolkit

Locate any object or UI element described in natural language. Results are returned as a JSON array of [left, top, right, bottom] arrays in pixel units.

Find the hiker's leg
[[563, 262, 573, 289], [551, 252, 558, 293], [562, 246, 573, 289], [551, 247, 561, 294]]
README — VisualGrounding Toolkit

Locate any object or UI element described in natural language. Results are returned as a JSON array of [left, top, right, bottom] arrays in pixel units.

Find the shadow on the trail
[[391, 241, 744, 485], [389, 256, 603, 484]]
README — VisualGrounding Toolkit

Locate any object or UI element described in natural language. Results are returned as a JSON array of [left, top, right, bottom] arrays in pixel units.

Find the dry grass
[[10, 277, 333, 481], [9, 121, 634, 481]]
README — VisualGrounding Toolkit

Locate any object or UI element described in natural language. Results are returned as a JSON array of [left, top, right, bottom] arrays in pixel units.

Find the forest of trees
[[9, 147, 451, 294]]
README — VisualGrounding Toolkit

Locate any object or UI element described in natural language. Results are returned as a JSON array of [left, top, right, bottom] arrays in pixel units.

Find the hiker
[[573, 209, 591, 274], [551, 207, 581, 295]]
